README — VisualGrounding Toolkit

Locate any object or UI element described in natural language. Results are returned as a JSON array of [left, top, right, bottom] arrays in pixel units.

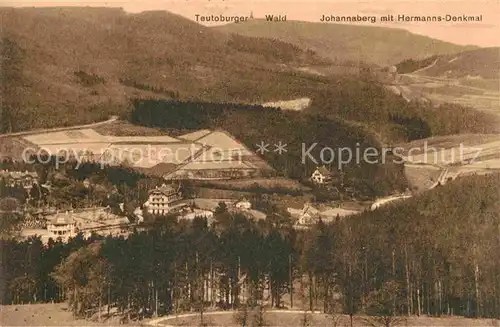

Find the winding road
[[147, 309, 327, 327], [370, 163, 451, 211]]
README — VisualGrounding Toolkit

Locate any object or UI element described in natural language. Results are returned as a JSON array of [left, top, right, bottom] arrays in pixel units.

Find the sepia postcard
[[0, 0, 499, 326]]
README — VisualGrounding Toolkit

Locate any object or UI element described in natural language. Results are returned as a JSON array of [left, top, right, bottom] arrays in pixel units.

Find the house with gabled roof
[[0, 169, 39, 190], [287, 202, 321, 226], [310, 166, 333, 185], [46, 211, 76, 238], [144, 183, 183, 215]]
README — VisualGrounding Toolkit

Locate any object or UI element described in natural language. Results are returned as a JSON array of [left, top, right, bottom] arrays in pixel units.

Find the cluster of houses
[[23, 208, 131, 243], [137, 183, 257, 224], [287, 202, 359, 226], [4, 162, 363, 242], [0, 169, 39, 191], [137, 171, 361, 227], [3, 125, 375, 240]]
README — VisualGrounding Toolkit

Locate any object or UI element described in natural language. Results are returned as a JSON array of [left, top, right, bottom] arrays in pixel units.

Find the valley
[[1, 5, 500, 327], [388, 73, 500, 116], [400, 133, 500, 193], [390, 47, 500, 116]]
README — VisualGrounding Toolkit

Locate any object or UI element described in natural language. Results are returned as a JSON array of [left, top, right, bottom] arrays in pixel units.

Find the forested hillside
[[308, 78, 500, 141], [0, 7, 326, 133], [130, 99, 408, 197], [2, 174, 498, 320], [329, 173, 500, 318], [396, 55, 440, 74], [2, 7, 496, 144], [0, 158, 163, 222]]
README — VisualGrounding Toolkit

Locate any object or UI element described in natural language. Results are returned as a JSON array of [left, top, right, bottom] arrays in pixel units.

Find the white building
[[134, 207, 144, 223], [287, 203, 320, 226], [0, 170, 39, 190], [234, 199, 252, 210], [144, 184, 182, 215], [310, 166, 333, 185], [46, 212, 76, 238]]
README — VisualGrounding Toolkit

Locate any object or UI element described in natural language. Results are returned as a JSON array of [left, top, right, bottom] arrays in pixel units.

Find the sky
[[3, 0, 500, 47]]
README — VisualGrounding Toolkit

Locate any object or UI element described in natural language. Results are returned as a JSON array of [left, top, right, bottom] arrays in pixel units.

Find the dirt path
[[0, 303, 126, 326], [262, 98, 311, 111], [147, 309, 500, 327], [412, 58, 439, 74], [0, 116, 119, 139]]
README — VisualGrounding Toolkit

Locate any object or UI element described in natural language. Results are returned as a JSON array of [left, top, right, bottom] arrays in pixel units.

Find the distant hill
[[213, 19, 476, 67], [396, 47, 500, 79], [1, 7, 497, 145], [0, 7, 328, 133]]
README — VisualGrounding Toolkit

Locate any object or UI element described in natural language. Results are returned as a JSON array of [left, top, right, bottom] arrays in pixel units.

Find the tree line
[[308, 79, 500, 142], [0, 158, 164, 232], [2, 174, 499, 323]]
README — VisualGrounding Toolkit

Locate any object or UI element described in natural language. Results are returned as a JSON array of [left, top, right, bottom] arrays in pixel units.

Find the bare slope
[[0, 303, 127, 326], [0, 7, 326, 133], [213, 19, 476, 67]]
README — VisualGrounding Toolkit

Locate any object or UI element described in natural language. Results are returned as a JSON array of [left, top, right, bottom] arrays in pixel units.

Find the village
[[0, 137, 370, 317], [0, 125, 371, 243], [2, 4, 500, 326], [3, 118, 498, 244]]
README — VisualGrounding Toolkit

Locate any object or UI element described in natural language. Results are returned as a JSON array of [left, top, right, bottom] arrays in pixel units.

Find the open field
[[460, 78, 499, 91], [404, 138, 500, 167], [396, 74, 500, 116], [261, 97, 311, 111], [0, 303, 137, 326], [404, 164, 443, 193], [399, 134, 500, 194], [400, 134, 500, 154], [151, 310, 500, 327], [93, 120, 168, 136], [1, 123, 273, 180], [4, 304, 499, 327], [193, 177, 310, 193]]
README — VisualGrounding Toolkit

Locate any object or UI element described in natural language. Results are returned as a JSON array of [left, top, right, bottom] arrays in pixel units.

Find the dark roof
[[149, 183, 179, 196], [316, 166, 332, 176], [142, 162, 178, 177]]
